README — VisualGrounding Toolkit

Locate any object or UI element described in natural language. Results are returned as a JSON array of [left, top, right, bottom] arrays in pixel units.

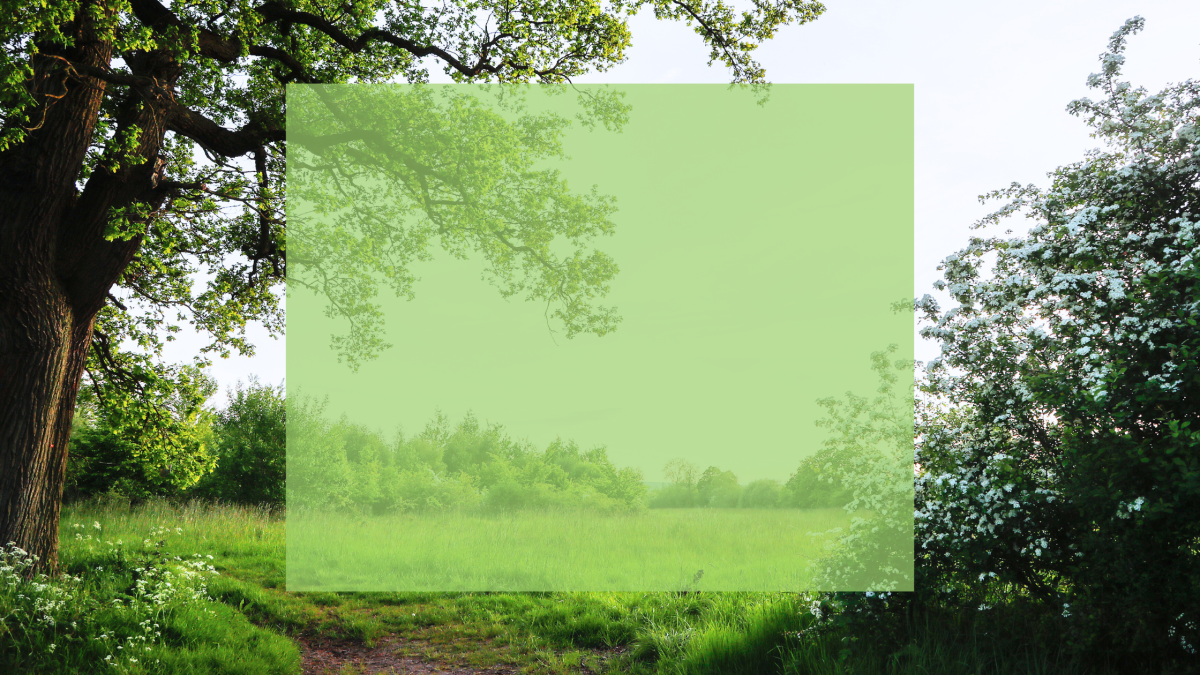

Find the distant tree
[[663, 458, 700, 488], [285, 395, 353, 511], [697, 465, 741, 507], [289, 406, 646, 514], [649, 458, 700, 507], [740, 478, 783, 508], [443, 413, 502, 476]]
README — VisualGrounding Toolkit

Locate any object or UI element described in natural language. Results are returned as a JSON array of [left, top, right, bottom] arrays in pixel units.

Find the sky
[[176, 0, 1200, 403]]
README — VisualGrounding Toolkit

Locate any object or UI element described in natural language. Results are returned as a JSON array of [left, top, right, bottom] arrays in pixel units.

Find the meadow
[[286, 507, 852, 592], [0, 498, 1109, 675]]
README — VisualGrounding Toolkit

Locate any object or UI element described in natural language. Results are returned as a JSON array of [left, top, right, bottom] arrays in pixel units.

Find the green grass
[[287, 507, 852, 591], [0, 498, 1110, 674], [0, 499, 299, 675], [48, 498, 826, 674]]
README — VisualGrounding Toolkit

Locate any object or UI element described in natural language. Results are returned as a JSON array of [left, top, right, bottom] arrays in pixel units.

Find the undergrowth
[[0, 498, 1132, 674]]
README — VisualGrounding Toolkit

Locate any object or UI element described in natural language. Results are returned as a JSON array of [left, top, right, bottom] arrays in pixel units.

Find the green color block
[[286, 84, 914, 591]]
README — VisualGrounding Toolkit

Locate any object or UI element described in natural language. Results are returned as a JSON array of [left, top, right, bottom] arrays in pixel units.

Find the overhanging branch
[[60, 60, 283, 157], [129, 0, 318, 82], [253, 1, 507, 78], [129, 0, 539, 81]]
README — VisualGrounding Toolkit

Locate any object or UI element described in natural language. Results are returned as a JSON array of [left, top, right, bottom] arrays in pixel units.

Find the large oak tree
[[0, 0, 824, 570]]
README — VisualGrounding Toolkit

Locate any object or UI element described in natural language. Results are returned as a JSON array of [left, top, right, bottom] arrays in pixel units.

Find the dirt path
[[298, 635, 521, 675]]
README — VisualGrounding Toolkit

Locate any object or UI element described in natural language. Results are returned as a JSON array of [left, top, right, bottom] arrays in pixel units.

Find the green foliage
[[650, 461, 824, 509], [651, 459, 700, 507], [662, 458, 699, 489], [1, 514, 297, 675], [190, 379, 287, 507], [803, 346, 915, 593], [37, 500, 1114, 675], [284, 396, 354, 511], [783, 451, 853, 509], [67, 377, 292, 508], [648, 483, 699, 508], [739, 479, 783, 508], [696, 466, 741, 507], [3, 0, 825, 495], [287, 84, 630, 368], [65, 369, 218, 503], [776, 600, 1110, 675], [907, 16, 1199, 668], [287, 401, 647, 515]]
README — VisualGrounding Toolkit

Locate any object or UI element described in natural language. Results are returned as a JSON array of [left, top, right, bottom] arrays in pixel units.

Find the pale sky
[[169, 1, 1200, 402]]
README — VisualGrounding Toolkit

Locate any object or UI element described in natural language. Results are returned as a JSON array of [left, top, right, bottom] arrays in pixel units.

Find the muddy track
[[298, 635, 521, 675]]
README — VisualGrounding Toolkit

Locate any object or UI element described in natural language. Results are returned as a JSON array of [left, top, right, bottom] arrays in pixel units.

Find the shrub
[[190, 379, 287, 507], [63, 375, 218, 504], [697, 466, 741, 507], [739, 479, 783, 508], [911, 17, 1200, 666], [649, 483, 699, 508], [783, 451, 853, 509]]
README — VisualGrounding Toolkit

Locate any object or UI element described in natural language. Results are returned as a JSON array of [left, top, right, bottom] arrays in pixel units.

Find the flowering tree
[[914, 17, 1199, 663]]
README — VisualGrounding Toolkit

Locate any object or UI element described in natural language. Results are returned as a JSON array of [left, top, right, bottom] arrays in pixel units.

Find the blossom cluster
[[3, 524, 222, 671], [801, 19, 1198, 662], [910, 16, 1199, 658], [1, 543, 79, 630]]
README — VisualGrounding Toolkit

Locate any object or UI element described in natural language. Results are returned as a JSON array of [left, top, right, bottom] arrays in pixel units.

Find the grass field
[[286, 507, 853, 591], [0, 498, 1108, 674]]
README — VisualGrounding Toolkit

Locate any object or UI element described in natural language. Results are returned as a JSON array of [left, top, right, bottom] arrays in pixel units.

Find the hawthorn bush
[[909, 16, 1199, 667], [801, 19, 1197, 672]]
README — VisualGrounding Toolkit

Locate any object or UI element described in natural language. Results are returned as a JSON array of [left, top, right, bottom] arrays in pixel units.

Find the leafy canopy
[[287, 84, 628, 367], [1, 0, 824, 481]]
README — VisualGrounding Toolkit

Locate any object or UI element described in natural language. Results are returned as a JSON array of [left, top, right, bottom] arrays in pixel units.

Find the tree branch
[[247, 45, 319, 83], [167, 104, 285, 158], [63, 60, 284, 157], [253, 1, 528, 79], [129, 0, 318, 82], [670, 0, 738, 64]]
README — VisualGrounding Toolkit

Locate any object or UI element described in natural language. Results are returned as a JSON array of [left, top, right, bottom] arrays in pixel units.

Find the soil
[[297, 635, 521, 675]]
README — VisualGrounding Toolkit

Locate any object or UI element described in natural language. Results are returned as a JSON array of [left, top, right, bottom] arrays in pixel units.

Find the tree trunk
[[0, 117, 104, 569], [0, 282, 93, 571], [0, 8, 170, 572]]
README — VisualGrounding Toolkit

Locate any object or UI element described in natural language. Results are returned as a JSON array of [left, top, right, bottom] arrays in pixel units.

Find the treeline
[[648, 454, 851, 509], [287, 397, 647, 514], [66, 382, 648, 514], [66, 380, 847, 514]]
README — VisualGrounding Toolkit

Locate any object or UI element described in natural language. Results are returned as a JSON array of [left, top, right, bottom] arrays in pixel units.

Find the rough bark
[[0, 8, 169, 571]]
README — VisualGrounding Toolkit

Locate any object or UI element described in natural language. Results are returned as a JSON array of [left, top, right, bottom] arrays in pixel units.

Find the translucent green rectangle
[[285, 84, 914, 591]]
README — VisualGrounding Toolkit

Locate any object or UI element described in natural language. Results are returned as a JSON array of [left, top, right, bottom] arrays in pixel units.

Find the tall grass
[[628, 594, 813, 675], [62, 497, 285, 569], [775, 605, 1105, 675], [287, 507, 850, 591], [0, 499, 1114, 674]]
